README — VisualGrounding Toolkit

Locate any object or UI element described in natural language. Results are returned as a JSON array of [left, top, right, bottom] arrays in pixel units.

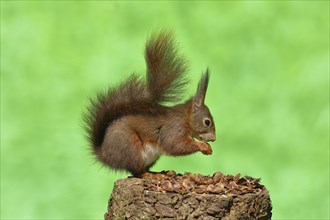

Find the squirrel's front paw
[[198, 142, 212, 155]]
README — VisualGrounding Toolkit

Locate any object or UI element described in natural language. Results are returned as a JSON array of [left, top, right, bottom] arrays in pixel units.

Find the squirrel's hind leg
[[99, 121, 147, 177]]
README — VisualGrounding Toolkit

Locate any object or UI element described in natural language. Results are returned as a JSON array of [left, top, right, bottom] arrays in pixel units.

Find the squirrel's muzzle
[[199, 133, 216, 142]]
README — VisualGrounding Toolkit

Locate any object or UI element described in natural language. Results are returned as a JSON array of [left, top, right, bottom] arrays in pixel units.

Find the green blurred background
[[1, 1, 329, 219]]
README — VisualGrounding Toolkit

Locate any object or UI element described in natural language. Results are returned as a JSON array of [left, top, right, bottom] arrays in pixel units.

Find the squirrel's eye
[[203, 118, 211, 127]]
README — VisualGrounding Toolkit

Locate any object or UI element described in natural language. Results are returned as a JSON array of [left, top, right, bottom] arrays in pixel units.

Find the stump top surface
[[125, 171, 266, 196]]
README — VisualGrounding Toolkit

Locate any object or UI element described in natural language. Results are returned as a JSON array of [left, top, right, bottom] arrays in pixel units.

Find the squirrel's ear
[[194, 69, 210, 109]]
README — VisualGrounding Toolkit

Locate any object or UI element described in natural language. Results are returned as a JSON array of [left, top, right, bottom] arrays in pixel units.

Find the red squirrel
[[84, 31, 216, 177]]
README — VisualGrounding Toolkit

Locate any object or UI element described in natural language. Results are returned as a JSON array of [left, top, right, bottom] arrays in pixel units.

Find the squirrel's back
[[84, 31, 189, 152]]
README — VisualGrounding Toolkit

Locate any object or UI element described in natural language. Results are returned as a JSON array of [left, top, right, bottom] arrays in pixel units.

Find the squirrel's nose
[[200, 133, 216, 142], [207, 133, 216, 142], [211, 133, 216, 142]]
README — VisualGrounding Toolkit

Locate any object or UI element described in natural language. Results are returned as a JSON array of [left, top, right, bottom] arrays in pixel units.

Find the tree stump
[[105, 171, 272, 220]]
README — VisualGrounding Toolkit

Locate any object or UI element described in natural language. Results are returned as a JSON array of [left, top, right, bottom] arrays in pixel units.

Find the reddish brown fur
[[84, 31, 216, 177]]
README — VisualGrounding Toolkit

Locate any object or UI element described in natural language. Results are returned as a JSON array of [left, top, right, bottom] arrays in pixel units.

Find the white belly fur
[[142, 144, 161, 166]]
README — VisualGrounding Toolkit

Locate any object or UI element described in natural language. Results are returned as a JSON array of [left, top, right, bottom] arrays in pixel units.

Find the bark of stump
[[105, 171, 272, 220]]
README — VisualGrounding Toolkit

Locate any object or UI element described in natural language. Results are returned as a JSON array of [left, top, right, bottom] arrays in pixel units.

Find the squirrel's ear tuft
[[194, 69, 210, 108]]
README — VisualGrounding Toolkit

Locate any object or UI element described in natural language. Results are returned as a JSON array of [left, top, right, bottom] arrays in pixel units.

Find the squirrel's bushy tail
[[146, 31, 188, 103], [84, 31, 188, 150]]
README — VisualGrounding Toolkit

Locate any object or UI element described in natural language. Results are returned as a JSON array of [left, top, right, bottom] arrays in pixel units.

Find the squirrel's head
[[190, 70, 216, 142]]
